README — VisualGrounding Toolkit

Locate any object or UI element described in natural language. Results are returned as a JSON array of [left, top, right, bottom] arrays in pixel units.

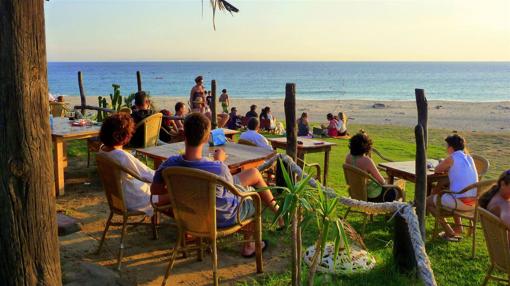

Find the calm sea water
[[48, 62, 510, 102]]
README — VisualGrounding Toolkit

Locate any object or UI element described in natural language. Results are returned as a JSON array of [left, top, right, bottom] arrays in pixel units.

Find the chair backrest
[[135, 112, 162, 148], [238, 138, 257, 147], [49, 102, 67, 117], [161, 167, 239, 238], [478, 207, 510, 273], [472, 154, 490, 180], [95, 152, 149, 214], [343, 164, 373, 201], [370, 148, 394, 162]]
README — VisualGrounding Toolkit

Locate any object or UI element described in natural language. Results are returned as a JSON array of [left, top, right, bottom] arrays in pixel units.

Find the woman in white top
[[98, 113, 161, 216], [426, 134, 478, 241], [336, 112, 348, 136]]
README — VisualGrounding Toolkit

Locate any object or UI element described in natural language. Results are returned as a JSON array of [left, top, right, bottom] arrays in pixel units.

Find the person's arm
[[214, 148, 226, 162], [122, 151, 155, 183], [499, 205, 510, 230], [150, 167, 167, 195], [435, 156, 453, 174], [366, 158, 386, 185]]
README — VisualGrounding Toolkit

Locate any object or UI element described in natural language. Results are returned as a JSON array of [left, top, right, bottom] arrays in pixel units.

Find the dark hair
[[250, 104, 257, 111], [57, 95, 64, 102], [445, 134, 465, 151], [301, 112, 307, 118], [175, 102, 185, 113], [247, 117, 259, 130], [195, 76, 203, 83], [99, 113, 135, 147], [222, 89, 227, 93], [349, 132, 373, 156], [184, 113, 211, 147], [134, 91, 148, 106], [327, 113, 333, 120], [231, 107, 237, 112], [479, 170, 510, 209]]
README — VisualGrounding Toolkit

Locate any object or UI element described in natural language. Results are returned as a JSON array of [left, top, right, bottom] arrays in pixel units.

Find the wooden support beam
[[415, 124, 427, 240], [284, 83, 297, 161], [136, 71, 142, 92], [415, 89, 428, 149], [211, 80, 217, 129], [78, 71, 86, 115]]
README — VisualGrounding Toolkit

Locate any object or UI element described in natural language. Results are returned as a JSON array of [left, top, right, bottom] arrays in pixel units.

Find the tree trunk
[[0, 1, 62, 285]]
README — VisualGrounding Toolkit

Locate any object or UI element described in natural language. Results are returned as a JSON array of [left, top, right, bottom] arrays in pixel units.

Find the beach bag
[[209, 128, 227, 146]]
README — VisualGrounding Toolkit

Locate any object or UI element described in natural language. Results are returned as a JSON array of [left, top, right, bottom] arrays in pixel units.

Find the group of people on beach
[[296, 111, 348, 138]]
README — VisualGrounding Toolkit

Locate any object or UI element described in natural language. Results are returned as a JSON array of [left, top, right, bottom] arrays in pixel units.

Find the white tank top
[[449, 150, 478, 198]]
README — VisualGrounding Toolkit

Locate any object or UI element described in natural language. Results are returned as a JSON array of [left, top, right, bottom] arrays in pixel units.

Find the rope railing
[[258, 153, 437, 286]]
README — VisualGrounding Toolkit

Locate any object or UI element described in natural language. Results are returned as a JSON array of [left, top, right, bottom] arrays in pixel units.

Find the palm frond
[[207, 0, 239, 30]]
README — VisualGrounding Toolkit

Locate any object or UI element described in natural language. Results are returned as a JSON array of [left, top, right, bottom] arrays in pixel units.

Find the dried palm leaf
[[204, 0, 239, 30]]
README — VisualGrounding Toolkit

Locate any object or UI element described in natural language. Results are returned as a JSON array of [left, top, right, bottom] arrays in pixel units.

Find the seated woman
[[345, 131, 399, 202], [479, 170, 510, 228], [98, 113, 166, 216], [321, 113, 338, 137], [426, 134, 478, 241], [159, 109, 178, 143], [336, 112, 348, 136], [297, 112, 311, 137]]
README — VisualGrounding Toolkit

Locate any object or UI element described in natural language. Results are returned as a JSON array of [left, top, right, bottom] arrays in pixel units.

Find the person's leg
[[453, 215, 463, 236], [435, 195, 458, 237], [240, 223, 267, 256]]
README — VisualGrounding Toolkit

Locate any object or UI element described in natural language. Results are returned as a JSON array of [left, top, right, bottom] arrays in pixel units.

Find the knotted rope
[[258, 153, 437, 286]]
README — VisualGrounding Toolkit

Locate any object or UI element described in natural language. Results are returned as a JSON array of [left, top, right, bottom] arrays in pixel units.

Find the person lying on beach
[[150, 112, 283, 257], [239, 118, 273, 151], [246, 105, 258, 118], [129, 91, 156, 148], [99, 113, 166, 216], [345, 131, 400, 202], [227, 107, 242, 130], [297, 112, 311, 137], [189, 75, 206, 110], [336, 112, 348, 136], [426, 134, 479, 241], [321, 113, 338, 137], [480, 170, 510, 229], [219, 89, 230, 113]]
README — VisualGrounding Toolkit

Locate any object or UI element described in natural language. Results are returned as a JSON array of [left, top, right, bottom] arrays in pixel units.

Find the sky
[[44, 0, 510, 61]]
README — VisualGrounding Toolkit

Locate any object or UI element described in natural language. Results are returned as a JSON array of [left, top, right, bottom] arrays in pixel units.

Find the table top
[[378, 160, 445, 178], [136, 142, 275, 169], [51, 117, 101, 138], [268, 137, 337, 150]]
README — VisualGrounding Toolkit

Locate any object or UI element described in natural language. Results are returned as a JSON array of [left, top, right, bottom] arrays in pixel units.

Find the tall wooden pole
[[415, 124, 427, 240], [0, 1, 62, 284], [211, 80, 217, 129], [78, 71, 86, 115], [136, 70, 142, 92], [415, 89, 428, 149]]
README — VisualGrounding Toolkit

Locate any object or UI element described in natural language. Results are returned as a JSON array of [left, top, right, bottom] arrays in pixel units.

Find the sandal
[[438, 231, 461, 242], [242, 240, 268, 258]]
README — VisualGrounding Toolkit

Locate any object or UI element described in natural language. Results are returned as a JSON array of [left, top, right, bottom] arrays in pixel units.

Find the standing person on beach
[[246, 105, 258, 118], [219, 89, 230, 113], [189, 76, 206, 110]]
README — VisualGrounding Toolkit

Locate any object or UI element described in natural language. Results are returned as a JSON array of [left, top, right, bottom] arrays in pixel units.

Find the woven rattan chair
[[160, 167, 263, 286], [135, 112, 163, 148], [343, 163, 405, 235], [49, 102, 68, 117], [478, 207, 510, 285], [430, 179, 497, 258], [95, 152, 162, 270], [472, 154, 490, 180]]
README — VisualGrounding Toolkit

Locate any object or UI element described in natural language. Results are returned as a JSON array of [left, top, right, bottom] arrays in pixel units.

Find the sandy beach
[[67, 96, 510, 133]]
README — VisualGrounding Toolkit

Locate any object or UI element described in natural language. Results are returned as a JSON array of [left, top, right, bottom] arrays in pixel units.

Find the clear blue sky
[[44, 0, 510, 61]]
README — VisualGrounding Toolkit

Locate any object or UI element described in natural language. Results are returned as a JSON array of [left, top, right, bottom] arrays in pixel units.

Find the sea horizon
[[48, 61, 510, 102]]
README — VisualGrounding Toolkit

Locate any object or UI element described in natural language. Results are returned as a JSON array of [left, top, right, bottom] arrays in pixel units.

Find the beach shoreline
[[66, 96, 510, 133]]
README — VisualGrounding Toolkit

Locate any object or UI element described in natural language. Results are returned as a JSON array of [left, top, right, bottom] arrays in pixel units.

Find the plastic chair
[[343, 163, 405, 235], [159, 167, 263, 286], [478, 207, 510, 285], [95, 152, 164, 270], [431, 179, 497, 258]]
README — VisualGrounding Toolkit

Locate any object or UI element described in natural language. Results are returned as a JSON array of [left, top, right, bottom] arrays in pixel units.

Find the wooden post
[[136, 70, 142, 92], [415, 89, 428, 149], [211, 80, 217, 129], [78, 71, 86, 115], [415, 124, 427, 240], [393, 214, 417, 274], [285, 83, 297, 161]]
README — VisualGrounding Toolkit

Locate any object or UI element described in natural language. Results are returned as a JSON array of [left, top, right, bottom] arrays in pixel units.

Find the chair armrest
[[381, 184, 405, 201], [150, 194, 172, 212]]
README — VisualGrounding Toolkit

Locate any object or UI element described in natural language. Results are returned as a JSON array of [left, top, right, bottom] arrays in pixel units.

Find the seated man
[[174, 101, 188, 131], [129, 91, 155, 148], [151, 113, 282, 257], [239, 117, 273, 151], [227, 107, 242, 130], [245, 104, 258, 118]]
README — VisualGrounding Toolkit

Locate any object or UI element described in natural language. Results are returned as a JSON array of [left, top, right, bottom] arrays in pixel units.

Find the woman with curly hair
[[345, 131, 398, 202], [480, 170, 510, 228], [98, 113, 159, 216]]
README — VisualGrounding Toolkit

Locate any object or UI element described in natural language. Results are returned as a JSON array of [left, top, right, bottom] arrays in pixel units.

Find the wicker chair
[[430, 179, 497, 258], [160, 167, 263, 286], [343, 163, 405, 235], [49, 102, 68, 117], [95, 152, 162, 270], [478, 207, 510, 285], [472, 154, 490, 180], [135, 112, 163, 148]]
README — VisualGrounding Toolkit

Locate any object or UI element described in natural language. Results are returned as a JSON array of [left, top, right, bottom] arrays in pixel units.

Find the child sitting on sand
[[480, 170, 510, 229]]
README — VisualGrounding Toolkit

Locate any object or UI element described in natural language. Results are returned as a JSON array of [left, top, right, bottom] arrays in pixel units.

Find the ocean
[[48, 62, 510, 102]]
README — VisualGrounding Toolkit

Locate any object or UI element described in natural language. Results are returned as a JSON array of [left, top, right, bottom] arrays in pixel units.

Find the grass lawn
[[65, 123, 509, 286]]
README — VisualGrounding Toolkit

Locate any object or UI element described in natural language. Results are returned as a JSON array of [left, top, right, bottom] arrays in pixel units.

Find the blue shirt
[[153, 155, 239, 228]]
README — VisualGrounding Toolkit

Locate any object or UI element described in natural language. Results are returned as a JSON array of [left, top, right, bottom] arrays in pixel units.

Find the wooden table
[[136, 142, 275, 174], [52, 118, 101, 196], [378, 161, 448, 194], [221, 128, 240, 140], [267, 137, 337, 186]]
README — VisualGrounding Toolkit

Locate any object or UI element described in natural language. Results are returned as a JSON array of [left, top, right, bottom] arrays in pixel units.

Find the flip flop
[[438, 231, 461, 242], [242, 240, 269, 258]]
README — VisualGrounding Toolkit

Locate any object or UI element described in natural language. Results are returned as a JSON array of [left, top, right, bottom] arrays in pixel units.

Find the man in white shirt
[[239, 117, 273, 151]]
